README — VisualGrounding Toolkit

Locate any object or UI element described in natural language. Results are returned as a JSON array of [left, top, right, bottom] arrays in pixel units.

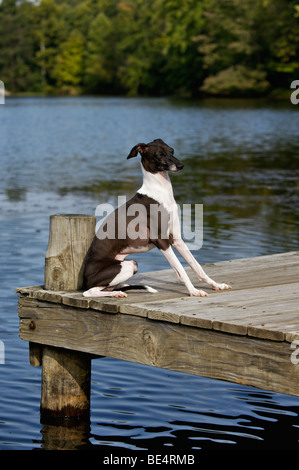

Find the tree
[[84, 9, 119, 93], [266, 0, 299, 88], [53, 30, 85, 93], [0, 0, 39, 92], [0, 0, 297, 96], [155, 0, 205, 96], [195, 0, 299, 96], [33, 0, 68, 92]]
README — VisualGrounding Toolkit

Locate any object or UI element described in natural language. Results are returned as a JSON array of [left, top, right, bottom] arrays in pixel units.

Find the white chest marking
[[137, 165, 181, 238], [138, 165, 175, 207]]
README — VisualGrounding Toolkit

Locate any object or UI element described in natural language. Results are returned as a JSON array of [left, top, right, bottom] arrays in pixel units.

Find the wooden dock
[[17, 250, 299, 418]]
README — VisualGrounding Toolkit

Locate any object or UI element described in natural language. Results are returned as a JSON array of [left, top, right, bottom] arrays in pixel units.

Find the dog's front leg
[[172, 239, 231, 290], [159, 246, 208, 296]]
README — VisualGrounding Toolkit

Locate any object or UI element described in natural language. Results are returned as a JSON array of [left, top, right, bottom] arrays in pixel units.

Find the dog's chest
[[138, 168, 176, 207]]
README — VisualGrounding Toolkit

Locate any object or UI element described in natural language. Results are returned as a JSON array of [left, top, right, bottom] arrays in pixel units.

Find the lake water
[[0, 97, 299, 454]]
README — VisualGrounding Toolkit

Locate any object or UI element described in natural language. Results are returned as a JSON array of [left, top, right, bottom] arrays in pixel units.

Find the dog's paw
[[83, 287, 127, 298], [212, 283, 231, 291], [190, 288, 209, 297], [111, 291, 127, 298], [83, 287, 103, 297]]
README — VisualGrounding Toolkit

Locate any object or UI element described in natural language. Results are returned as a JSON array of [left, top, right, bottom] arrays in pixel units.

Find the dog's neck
[[137, 164, 175, 206]]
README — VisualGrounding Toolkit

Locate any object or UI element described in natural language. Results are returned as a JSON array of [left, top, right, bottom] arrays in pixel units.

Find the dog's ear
[[127, 143, 147, 159]]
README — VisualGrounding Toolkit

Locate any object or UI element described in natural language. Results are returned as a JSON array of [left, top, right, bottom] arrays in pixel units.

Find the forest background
[[0, 0, 298, 97]]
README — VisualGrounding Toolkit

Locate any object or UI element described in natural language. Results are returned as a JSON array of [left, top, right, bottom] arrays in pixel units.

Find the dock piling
[[40, 346, 91, 423], [44, 214, 95, 291], [40, 214, 95, 421]]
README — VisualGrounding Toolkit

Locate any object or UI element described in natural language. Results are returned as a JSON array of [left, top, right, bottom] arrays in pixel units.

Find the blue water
[[0, 97, 299, 453]]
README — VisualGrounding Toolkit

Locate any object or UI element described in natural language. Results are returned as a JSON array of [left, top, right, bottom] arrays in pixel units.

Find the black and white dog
[[83, 139, 231, 298]]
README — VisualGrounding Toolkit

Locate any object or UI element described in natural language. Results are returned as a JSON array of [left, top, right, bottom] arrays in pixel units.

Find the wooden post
[[29, 342, 42, 367], [41, 214, 95, 422], [44, 214, 96, 291], [40, 346, 91, 424]]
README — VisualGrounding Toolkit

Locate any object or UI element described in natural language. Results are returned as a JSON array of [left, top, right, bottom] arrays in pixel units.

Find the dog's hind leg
[[83, 286, 127, 298], [116, 284, 158, 293], [83, 259, 137, 298]]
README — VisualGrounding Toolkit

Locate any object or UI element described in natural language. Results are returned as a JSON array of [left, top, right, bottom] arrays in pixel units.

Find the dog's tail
[[118, 284, 158, 293]]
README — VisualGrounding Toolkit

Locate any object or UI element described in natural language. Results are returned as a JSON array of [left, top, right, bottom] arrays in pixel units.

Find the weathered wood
[[17, 251, 299, 400], [40, 346, 91, 423], [18, 295, 299, 397], [44, 214, 95, 291], [29, 342, 42, 367], [17, 251, 299, 342]]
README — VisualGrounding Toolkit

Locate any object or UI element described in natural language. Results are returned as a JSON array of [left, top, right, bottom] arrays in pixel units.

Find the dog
[[83, 138, 231, 298]]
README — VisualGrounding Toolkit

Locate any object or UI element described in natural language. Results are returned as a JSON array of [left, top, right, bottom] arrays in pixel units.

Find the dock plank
[[18, 294, 299, 397], [17, 252, 299, 397], [16, 251, 299, 343]]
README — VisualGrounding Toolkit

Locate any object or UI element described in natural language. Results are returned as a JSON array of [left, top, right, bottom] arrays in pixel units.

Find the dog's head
[[127, 138, 184, 174]]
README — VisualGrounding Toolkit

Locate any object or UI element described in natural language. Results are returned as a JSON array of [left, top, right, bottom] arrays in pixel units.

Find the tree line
[[0, 0, 298, 97]]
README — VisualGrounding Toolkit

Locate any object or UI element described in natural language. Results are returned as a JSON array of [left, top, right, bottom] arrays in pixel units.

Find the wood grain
[[44, 214, 95, 291], [40, 345, 91, 422], [17, 251, 299, 397], [17, 251, 299, 342], [18, 296, 299, 397]]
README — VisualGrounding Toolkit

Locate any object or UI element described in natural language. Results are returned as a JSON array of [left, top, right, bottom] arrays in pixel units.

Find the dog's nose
[[177, 162, 184, 170]]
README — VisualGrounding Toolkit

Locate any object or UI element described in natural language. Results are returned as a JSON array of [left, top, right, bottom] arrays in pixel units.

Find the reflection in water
[[41, 420, 91, 450], [87, 359, 299, 451]]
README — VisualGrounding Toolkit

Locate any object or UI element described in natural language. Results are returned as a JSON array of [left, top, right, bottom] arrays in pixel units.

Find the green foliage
[[0, 0, 298, 96], [201, 66, 269, 96], [196, 0, 299, 95], [53, 30, 85, 93]]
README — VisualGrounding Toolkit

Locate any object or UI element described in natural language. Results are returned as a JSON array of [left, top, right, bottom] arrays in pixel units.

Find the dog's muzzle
[[169, 163, 184, 172]]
